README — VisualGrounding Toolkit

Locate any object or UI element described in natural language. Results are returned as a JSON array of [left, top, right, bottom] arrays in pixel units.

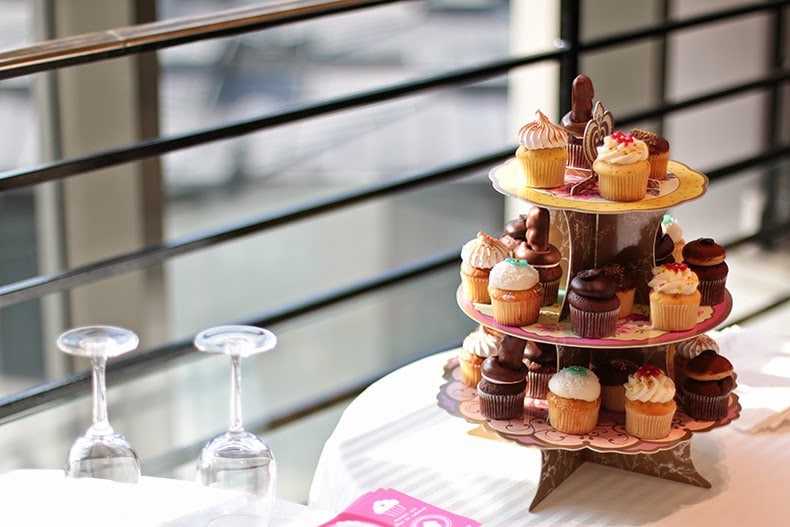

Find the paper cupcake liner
[[478, 387, 526, 420], [649, 301, 699, 331], [648, 152, 670, 180], [526, 371, 554, 399], [601, 385, 626, 413], [682, 390, 729, 421], [541, 278, 561, 306], [595, 163, 649, 202], [459, 358, 483, 387], [489, 291, 542, 327], [518, 155, 567, 189], [567, 141, 591, 170], [569, 305, 619, 339], [615, 288, 635, 318], [460, 272, 490, 304], [698, 278, 727, 306], [625, 404, 675, 439], [547, 398, 600, 435]]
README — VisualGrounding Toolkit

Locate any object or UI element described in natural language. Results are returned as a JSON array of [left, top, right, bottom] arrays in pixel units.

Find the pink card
[[318, 488, 480, 527]]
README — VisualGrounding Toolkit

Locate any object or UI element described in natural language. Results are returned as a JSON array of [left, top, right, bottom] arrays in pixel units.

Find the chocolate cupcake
[[512, 207, 563, 306], [682, 238, 728, 306], [523, 340, 557, 399], [478, 335, 528, 420], [654, 227, 676, 266], [682, 349, 735, 421], [631, 128, 670, 181], [594, 358, 640, 412], [567, 269, 620, 339]]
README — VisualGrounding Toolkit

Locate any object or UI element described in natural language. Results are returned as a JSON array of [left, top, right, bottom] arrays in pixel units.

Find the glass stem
[[89, 356, 114, 436], [228, 355, 244, 434]]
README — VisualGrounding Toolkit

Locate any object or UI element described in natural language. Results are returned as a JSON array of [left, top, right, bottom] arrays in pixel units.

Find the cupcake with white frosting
[[487, 258, 544, 327], [546, 366, 601, 434], [624, 365, 677, 439], [460, 231, 509, 304], [515, 110, 569, 189], [458, 325, 503, 387]]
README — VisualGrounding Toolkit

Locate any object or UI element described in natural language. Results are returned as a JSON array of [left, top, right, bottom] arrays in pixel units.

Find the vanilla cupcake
[[593, 131, 650, 202], [515, 110, 569, 189], [648, 263, 701, 331], [487, 258, 544, 327], [460, 231, 510, 304], [624, 365, 677, 439], [547, 366, 601, 435], [458, 325, 503, 387]]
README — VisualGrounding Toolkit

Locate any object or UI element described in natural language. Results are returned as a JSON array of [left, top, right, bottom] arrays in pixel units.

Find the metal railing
[[0, 0, 787, 474]]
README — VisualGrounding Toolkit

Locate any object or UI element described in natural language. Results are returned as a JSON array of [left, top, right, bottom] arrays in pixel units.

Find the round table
[[309, 326, 788, 526]]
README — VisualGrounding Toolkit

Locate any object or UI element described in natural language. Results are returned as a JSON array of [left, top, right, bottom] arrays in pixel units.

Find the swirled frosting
[[676, 334, 719, 359], [624, 365, 675, 403], [462, 326, 502, 359], [488, 258, 540, 291], [595, 131, 649, 164], [518, 110, 568, 150], [548, 366, 600, 402], [648, 263, 699, 295], [661, 214, 684, 243], [461, 231, 509, 269]]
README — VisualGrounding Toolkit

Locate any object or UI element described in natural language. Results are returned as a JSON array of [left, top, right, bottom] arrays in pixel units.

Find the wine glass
[[194, 325, 277, 524], [57, 325, 141, 483]]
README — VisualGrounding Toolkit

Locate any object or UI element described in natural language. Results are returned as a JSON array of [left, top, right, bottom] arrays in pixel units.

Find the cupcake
[[523, 340, 557, 399], [566, 269, 620, 338], [458, 325, 503, 387], [594, 358, 640, 412], [648, 263, 701, 331], [460, 231, 510, 304], [592, 131, 650, 202], [682, 238, 728, 306], [547, 365, 601, 435], [487, 258, 544, 327], [515, 110, 569, 189], [560, 74, 595, 169], [682, 349, 735, 421], [477, 335, 528, 420], [601, 262, 636, 318], [624, 365, 677, 439], [661, 214, 685, 263], [512, 206, 563, 306], [631, 128, 670, 181], [671, 334, 719, 390]]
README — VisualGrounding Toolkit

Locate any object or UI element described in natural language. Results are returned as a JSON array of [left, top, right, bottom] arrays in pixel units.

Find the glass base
[[66, 433, 141, 483], [197, 431, 276, 498]]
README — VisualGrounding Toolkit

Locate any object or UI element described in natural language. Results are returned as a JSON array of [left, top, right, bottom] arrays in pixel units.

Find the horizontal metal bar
[[0, 0, 402, 80], [0, 48, 564, 192], [0, 249, 460, 423], [0, 148, 509, 308]]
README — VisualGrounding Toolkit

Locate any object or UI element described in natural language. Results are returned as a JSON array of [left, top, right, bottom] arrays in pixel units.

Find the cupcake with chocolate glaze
[[682, 349, 735, 421], [458, 325, 503, 387], [594, 358, 640, 412], [478, 335, 528, 420], [567, 269, 620, 338], [512, 206, 563, 306], [523, 340, 557, 399], [460, 231, 510, 304], [631, 128, 670, 180], [671, 334, 719, 389], [682, 238, 728, 306], [516, 110, 568, 189], [601, 262, 636, 318], [561, 74, 595, 169], [547, 365, 601, 434], [654, 226, 676, 266], [624, 365, 677, 439]]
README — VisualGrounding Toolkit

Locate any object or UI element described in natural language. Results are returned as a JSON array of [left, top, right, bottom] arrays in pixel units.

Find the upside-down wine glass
[[195, 325, 277, 525], [57, 325, 141, 483]]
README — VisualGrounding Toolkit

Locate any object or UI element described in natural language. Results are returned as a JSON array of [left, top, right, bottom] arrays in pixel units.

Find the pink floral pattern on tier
[[438, 356, 741, 454]]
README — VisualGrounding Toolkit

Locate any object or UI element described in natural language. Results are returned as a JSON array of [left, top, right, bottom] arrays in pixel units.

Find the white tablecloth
[[0, 469, 333, 526], [309, 326, 789, 526]]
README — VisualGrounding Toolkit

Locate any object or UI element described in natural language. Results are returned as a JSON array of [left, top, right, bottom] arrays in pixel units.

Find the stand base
[[530, 440, 709, 511]]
